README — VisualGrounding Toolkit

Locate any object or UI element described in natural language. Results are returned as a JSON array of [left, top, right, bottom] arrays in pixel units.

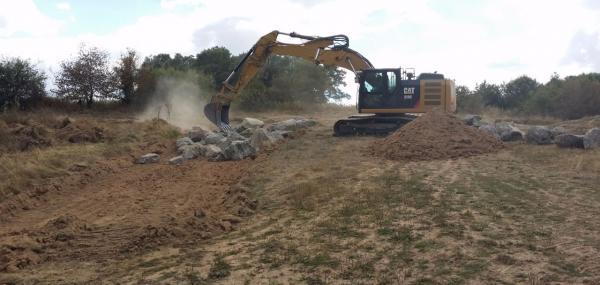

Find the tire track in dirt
[[0, 146, 258, 274]]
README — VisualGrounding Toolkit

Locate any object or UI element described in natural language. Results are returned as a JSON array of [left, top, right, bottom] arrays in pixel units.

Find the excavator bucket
[[204, 102, 232, 131]]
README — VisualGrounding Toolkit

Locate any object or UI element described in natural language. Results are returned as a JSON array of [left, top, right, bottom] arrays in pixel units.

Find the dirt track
[[0, 138, 258, 274]]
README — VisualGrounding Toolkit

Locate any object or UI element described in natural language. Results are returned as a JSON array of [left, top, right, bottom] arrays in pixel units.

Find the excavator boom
[[204, 30, 373, 130]]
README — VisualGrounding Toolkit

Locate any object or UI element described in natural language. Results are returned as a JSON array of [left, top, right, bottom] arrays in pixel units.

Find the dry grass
[[0, 111, 181, 202]]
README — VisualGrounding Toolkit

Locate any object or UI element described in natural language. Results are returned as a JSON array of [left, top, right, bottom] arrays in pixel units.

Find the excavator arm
[[204, 30, 374, 130]]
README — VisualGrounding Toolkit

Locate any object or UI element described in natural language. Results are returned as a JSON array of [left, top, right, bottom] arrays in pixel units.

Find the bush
[[523, 73, 600, 119], [0, 58, 46, 111]]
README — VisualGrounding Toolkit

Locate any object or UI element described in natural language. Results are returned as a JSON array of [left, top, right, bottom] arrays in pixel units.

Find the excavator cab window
[[387, 71, 397, 93], [362, 71, 386, 94]]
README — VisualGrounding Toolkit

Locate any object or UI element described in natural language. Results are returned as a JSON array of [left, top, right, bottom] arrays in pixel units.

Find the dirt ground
[[1, 109, 600, 284]]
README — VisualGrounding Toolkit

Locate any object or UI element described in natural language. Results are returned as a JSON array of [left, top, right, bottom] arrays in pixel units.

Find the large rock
[[583, 128, 600, 149], [555, 134, 585, 149], [463, 114, 482, 127], [268, 117, 317, 131], [550, 126, 567, 140], [137, 153, 160, 164], [204, 132, 227, 145], [478, 124, 500, 139], [175, 137, 193, 148], [203, 144, 224, 161], [179, 143, 205, 160], [223, 140, 256, 161], [241, 117, 265, 129], [169, 156, 185, 165], [495, 122, 524, 142], [224, 130, 247, 141], [525, 126, 553, 145], [250, 128, 278, 151], [188, 126, 212, 142]]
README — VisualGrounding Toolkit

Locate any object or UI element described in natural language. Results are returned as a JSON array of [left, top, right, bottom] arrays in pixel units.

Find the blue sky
[[33, 0, 163, 36], [1, 0, 600, 97]]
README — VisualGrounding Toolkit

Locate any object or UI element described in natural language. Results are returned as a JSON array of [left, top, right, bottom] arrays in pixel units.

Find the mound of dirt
[[0, 121, 53, 152], [55, 118, 106, 143], [370, 110, 504, 161]]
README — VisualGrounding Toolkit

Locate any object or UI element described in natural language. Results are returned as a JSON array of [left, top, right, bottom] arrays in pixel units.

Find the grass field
[[2, 110, 600, 284]]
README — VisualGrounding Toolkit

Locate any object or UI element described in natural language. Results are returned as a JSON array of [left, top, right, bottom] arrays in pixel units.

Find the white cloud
[[56, 2, 71, 11], [0, 0, 62, 37], [160, 0, 202, 10], [1, 0, 600, 98]]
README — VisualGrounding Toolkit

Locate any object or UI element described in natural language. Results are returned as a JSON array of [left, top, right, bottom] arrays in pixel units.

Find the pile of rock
[[140, 117, 316, 165], [463, 114, 600, 150]]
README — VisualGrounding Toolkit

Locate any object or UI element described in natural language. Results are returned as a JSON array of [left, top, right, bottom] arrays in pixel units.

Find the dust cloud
[[138, 76, 214, 130]]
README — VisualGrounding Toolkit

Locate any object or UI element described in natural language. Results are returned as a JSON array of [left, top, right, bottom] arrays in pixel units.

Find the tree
[[502, 75, 539, 109], [474, 81, 503, 108], [114, 48, 139, 104], [194, 47, 235, 88], [54, 45, 117, 108], [0, 57, 46, 111]]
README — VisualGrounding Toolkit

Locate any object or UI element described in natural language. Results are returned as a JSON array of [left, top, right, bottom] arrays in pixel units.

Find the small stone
[[137, 153, 160, 164], [169, 156, 185, 165], [583, 128, 600, 149]]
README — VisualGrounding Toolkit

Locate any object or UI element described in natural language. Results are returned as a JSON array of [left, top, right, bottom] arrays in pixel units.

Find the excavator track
[[333, 114, 416, 136]]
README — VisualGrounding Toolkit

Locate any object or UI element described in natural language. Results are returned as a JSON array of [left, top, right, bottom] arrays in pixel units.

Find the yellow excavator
[[204, 31, 456, 136]]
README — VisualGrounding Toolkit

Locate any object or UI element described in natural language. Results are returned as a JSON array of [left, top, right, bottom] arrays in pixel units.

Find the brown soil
[[0, 136, 258, 273], [371, 110, 504, 161]]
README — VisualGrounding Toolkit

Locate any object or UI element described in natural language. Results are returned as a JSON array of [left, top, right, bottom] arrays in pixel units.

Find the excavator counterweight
[[204, 30, 456, 135]]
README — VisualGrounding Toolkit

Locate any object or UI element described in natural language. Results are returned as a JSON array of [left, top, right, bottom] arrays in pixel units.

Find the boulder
[[583, 128, 600, 149], [270, 130, 290, 139], [175, 137, 193, 148], [495, 122, 524, 142], [463, 114, 482, 127], [169, 156, 185, 165], [268, 118, 317, 131], [250, 128, 277, 151], [188, 126, 212, 142], [241, 117, 265, 129], [550, 126, 567, 139], [204, 132, 227, 145], [179, 143, 205, 160], [224, 130, 247, 141], [203, 144, 224, 161], [223, 140, 256, 161], [478, 124, 500, 139], [525, 126, 553, 145], [555, 134, 585, 149], [137, 153, 160, 164]]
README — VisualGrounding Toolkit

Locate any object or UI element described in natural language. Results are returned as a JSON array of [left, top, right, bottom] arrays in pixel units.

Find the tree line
[[0, 45, 349, 112], [2, 44, 600, 120], [457, 73, 600, 119]]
